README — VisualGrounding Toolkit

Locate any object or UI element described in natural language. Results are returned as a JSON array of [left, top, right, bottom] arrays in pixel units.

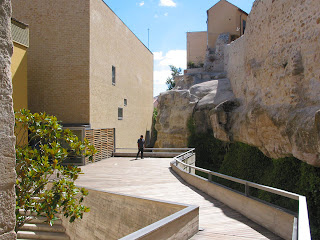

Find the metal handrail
[[174, 148, 195, 159], [115, 148, 194, 151], [173, 151, 311, 240]]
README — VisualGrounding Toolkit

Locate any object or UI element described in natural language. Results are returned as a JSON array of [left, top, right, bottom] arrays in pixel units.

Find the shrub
[[15, 109, 96, 230]]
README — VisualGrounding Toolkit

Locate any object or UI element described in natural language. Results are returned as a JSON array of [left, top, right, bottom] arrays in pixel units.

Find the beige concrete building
[[186, 31, 207, 66], [12, 0, 153, 156], [187, 0, 248, 64]]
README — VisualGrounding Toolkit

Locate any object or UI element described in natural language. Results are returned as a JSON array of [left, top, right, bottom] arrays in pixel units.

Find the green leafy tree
[[166, 65, 182, 90], [15, 109, 96, 231]]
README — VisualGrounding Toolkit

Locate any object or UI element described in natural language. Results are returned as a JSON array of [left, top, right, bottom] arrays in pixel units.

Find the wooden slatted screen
[[85, 128, 114, 164]]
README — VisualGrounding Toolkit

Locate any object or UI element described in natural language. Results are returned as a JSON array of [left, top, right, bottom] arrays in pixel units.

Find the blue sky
[[103, 0, 255, 96]]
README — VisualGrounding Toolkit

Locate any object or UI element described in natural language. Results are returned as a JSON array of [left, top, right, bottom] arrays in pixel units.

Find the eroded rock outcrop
[[156, 0, 320, 166], [155, 73, 235, 148], [155, 90, 196, 148], [155, 31, 236, 148]]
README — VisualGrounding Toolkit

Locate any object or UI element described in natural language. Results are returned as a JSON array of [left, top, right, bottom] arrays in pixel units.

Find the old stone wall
[[0, 0, 16, 239], [222, 0, 320, 166]]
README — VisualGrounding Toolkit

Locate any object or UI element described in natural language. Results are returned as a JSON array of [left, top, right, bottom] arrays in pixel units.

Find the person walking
[[136, 135, 145, 159]]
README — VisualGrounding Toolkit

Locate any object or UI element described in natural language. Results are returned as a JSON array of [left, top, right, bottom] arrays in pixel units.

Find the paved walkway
[[76, 157, 282, 240]]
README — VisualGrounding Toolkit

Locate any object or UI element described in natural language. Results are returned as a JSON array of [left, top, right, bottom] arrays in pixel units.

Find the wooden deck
[[76, 157, 283, 240]]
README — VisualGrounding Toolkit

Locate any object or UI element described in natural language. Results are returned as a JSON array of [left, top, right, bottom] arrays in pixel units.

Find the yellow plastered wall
[[12, 42, 28, 146], [207, 0, 247, 49], [187, 31, 207, 65], [89, 0, 153, 149], [12, 42, 28, 111]]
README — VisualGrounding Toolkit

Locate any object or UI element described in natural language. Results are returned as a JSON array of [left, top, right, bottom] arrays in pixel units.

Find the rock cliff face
[[156, 0, 320, 166]]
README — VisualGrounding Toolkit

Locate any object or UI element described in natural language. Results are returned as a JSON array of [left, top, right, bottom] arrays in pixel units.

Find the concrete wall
[[62, 188, 199, 240], [89, 0, 153, 149], [186, 31, 207, 65], [207, 0, 247, 49], [171, 163, 294, 240], [12, 42, 27, 112], [12, 0, 90, 124], [0, 0, 17, 239]]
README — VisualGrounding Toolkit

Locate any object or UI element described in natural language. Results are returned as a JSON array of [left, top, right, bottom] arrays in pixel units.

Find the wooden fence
[[85, 128, 114, 164]]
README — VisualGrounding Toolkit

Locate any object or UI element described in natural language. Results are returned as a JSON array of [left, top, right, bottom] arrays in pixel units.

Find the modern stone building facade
[[187, 0, 248, 64], [0, 0, 16, 239], [12, 0, 153, 150]]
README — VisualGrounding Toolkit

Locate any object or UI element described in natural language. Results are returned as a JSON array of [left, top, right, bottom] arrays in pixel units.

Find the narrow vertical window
[[118, 107, 123, 120], [124, 99, 127, 106], [112, 66, 116, 85], [242, 20, 246, 34]]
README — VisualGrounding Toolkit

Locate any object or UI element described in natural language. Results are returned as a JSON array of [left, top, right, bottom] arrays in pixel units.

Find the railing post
[[292, 217, 298, 240], [208, 173, 212, 182], [189, 166, 191, 173], [245, 182, 250, 197]]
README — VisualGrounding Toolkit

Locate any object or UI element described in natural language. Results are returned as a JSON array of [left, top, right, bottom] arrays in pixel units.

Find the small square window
[[112, 66, 116, 86], [118, 107, 123, 120], [124, 99, 127, 106]]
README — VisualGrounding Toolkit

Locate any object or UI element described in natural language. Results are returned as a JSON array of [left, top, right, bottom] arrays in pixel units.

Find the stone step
[[28, 216, 62, 225], [17, 231, 69, 240], [18, 209, 62, 218], [20, 223, 65, 233], [18, 210, 38, 217]]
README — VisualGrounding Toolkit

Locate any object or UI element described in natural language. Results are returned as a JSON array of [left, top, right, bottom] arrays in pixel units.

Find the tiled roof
[[11, 18, 29, 47]]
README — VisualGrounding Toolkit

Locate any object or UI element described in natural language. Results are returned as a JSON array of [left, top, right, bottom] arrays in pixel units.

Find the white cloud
[[164, 12, 168, 17], [153, 51, 164, 60], [153, 49, 186, 96], [154, 84, 168, 97], [154, 14, 159, 18], [154, 70, 171, 85], [159, 0, 177, 7], [139, 1, 144, 6], [158, 50, 186, 68]]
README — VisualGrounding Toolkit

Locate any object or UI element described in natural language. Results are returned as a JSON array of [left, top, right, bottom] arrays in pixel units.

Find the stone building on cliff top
[[187, 0, 248, 66], [11, 0, 154, 163]]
